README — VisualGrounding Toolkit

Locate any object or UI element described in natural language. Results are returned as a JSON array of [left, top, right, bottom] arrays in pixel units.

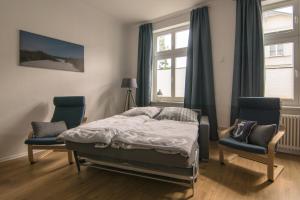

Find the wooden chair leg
[[267, 152, 284, 182], [267, 151, 275, 181], [68, 151, 73, 164], [28, 145, 34, 164], [267, 162, 274, 181], [219, 149, 224, 165]]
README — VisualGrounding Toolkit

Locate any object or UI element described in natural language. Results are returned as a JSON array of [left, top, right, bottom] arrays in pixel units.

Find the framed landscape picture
[[19, 30, 84, 72]]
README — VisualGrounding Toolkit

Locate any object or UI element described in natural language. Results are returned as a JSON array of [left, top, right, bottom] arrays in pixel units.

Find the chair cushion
[[231, 120, 257, 143], [51, 96, 85, 129], [239, 97, 280, 126], [248, 124, 277, 148], [239, 97, 280, 110], [219, 137, 267, 154], [24, 137, 64, 145], [53, 96, 85, 107], [31, 121, 67, 138]]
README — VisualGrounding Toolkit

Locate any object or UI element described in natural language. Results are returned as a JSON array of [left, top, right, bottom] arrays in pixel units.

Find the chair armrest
[[268, 125, 285, 153], [218, 120, 238, 139], [82, 117, 88, 124], [218, 126, 235, 139]]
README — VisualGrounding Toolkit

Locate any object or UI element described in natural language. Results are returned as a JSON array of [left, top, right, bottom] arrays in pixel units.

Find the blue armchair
[[25, 96, 86, 164], [218, 97, 285, 181]]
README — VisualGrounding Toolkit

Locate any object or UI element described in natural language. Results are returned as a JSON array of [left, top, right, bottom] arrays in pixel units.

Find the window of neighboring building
[[263, 0, 299, 105], [268, 44, 285, 57], [152, 25, 189, 102]]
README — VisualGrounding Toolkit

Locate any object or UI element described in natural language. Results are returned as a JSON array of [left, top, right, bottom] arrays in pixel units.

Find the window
[[265, 42, 294, 99], [263, 0, 299, 105], [157, 34, 171, 52], [153, 25, 189, 102], [268, 44, 285, 57]]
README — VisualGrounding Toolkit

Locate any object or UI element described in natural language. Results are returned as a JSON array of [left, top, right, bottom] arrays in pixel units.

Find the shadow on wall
[[0, 103, 49, 159], [97, 86, 124, 119]]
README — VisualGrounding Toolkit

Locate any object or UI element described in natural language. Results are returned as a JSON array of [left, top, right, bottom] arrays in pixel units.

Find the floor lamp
[[121, 78, 137, 111]]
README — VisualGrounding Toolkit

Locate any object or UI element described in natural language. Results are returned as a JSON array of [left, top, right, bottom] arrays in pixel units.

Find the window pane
[[264, 42, 294, 99], [263, 6, 293, 34], [157, 34, 171, 52], [277, 44, 284, 56], [268, 44, 285, 57], [175, 56, 187, 69], [270, 45, 276, 57], [157, 59, 171, 97], [175, 57, 187, 97], [175, 30, 189, 49]]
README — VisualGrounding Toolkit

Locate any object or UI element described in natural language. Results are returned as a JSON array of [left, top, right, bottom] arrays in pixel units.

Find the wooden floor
[[0, 143, 299, 200]]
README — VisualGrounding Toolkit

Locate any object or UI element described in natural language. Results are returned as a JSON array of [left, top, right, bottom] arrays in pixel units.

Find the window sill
[[282, 106, 300, 115]]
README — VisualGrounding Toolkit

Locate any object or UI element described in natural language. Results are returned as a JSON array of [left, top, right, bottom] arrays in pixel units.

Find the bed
[[59, 107, 210, 191]]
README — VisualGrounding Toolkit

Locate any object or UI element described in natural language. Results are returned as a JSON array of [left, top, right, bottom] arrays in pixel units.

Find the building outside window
[[268, 44, 284, 57], [263, 0, 299, 105]]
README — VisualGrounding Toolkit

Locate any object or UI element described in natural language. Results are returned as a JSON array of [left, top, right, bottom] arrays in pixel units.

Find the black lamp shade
[[121, 78, 138, 89]]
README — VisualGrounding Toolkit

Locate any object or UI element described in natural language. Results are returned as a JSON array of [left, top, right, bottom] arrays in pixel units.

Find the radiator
[[278, 114, 300, 155]]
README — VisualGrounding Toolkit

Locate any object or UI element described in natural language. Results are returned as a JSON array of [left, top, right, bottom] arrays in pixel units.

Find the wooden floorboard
[[0, 142, 299, 200]]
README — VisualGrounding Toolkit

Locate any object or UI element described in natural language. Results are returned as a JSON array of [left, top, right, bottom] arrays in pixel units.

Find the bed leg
[[73, 151, 80, 173], [191, 163, 197, 197], [192, 181, 195, 197], [68, 150, 73, 164]]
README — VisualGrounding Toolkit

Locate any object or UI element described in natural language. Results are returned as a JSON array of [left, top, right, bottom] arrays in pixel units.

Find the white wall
[[209, 0, 236, 127], [0, 0, 127, 160], [124, 0, 236, 128]]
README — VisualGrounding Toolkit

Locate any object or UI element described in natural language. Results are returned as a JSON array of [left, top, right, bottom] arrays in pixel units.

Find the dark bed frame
[[71, 147, 199, 194]]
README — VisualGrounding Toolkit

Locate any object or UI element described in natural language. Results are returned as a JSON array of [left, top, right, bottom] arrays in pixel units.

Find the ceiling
[[85, 0, 206, 24]]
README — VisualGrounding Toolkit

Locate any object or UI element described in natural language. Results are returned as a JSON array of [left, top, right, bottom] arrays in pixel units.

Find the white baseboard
[[0, 150, 45, 163]]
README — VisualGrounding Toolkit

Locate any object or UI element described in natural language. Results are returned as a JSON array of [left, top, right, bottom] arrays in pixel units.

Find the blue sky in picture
[[20, 31, 84, 59]]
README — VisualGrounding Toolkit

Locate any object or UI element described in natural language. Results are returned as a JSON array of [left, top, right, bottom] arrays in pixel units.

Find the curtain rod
[[137, 0, 267, 26], [136, 0, 216, 26]]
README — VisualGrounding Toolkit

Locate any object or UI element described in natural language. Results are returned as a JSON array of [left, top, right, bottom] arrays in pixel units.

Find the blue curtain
[[230, 0, 265, 124], [136, 23, 153, 107], [184, 7, 218, 140]]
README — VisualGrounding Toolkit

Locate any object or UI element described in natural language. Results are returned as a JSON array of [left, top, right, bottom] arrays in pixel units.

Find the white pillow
[[122, 107, 162, 118], [155, 107, 199, 122]]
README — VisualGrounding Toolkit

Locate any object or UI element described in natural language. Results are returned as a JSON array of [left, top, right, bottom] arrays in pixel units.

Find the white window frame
[[263, 0, 300, 106], [152, 25, 189, 103]]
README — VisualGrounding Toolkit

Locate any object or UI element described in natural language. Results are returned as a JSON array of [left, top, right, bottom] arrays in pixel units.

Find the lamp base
[[124, 89, 136, 111]]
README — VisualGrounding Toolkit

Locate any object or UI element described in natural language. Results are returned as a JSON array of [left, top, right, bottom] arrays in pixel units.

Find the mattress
[[66, 140, 198, 173], [60, 115, 199, 158]]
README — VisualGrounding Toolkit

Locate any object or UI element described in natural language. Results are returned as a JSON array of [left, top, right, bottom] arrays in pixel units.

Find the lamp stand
[[124, 89, 136, 111]]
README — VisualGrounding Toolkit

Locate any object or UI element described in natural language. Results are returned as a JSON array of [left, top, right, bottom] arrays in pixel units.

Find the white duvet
[[59, 115, 199, 157]]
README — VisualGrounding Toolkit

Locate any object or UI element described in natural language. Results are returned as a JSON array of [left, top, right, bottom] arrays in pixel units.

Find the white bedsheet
[[59, 115, 150, 147], [59, 115, 199, 157], [111, 119, 198, 157]]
